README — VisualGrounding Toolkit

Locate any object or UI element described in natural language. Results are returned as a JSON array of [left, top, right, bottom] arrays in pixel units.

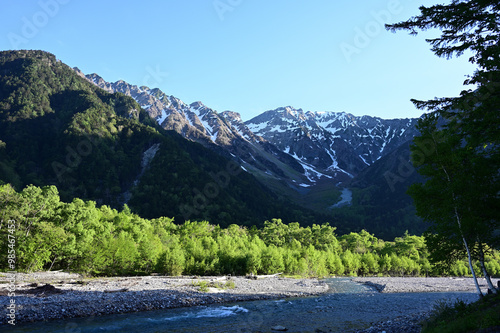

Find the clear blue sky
[[1, 0, 477, 120]]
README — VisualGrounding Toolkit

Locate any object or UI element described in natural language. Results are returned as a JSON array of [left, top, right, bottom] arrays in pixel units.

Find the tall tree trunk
[[463, 236, 483, 297], [477, 240, 498, 294], [437, 149, 483, 298], [454, 207, 483, 297]]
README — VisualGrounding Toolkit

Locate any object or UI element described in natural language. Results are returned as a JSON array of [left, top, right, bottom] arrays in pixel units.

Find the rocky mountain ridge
[[75, 69, 310, 186], [1, 50, 326, 230], [245, 106, 420, 180], [76, 68, 420, 190]]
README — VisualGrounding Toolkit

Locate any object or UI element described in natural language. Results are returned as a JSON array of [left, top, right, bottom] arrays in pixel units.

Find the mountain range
[[0, 50, 425, 239], [77, 69, 420, 182]]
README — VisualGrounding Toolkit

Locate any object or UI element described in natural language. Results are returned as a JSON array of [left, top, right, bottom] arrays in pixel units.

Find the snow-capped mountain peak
[[244, 107, 419, 177], [78, 67, 419, 186]]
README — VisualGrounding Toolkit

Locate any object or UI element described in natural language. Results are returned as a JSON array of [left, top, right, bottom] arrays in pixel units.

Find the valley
[[73, 63, 424, 238], [1, 1, 499, 332], [0, 50, 425, 239]]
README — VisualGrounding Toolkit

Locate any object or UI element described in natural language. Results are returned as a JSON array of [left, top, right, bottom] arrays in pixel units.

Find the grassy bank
[[422, 293, 500, 333]]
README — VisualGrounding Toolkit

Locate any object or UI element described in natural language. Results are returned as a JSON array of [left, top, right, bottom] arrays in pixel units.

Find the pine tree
[[388, 0, 500, 295]]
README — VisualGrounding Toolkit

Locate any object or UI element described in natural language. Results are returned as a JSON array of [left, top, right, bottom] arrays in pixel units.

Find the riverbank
[[352, 277, 499, 333], [353, 276, 499, 293], [0, 272, 328, 325], [1, 273, 498, 328]]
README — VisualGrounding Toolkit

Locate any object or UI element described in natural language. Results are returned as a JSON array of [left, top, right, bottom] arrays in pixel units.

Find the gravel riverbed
[[0, 272, 328, 325], [1, 272, 497, 331], [352, 277, 499, 333], [353, 276, 499, 293]]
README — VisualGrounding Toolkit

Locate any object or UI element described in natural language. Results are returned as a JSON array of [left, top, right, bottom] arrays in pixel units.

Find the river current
[[4, 278, 479, 333]]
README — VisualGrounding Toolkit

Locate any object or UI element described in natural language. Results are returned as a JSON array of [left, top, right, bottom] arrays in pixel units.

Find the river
[[4, 278, 479, 333]]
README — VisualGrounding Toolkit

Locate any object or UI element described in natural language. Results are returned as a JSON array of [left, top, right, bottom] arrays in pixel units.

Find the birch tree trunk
[[477, 240, 498, 294], [435, 139, 483, 298], [454, 207, 483, 297], [462, 235, 483, 297]]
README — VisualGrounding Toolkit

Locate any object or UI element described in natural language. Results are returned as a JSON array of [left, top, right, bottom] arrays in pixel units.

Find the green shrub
[[422, 294, 500, 333]]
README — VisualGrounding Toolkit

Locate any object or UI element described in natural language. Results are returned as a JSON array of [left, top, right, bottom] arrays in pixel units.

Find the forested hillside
[[0, 50, 329, 229]]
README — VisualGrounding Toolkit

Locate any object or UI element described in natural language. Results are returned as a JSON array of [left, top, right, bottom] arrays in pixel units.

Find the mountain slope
[[71, 67, 426, 238], [0, 50, 328, 228], [331, 140, 426, 239], [77, 70, 309, 186], [80, 70, 420, 192]]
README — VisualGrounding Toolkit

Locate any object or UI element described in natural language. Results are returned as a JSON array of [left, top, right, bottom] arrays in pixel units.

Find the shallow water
[[3, 278, 479, 333]]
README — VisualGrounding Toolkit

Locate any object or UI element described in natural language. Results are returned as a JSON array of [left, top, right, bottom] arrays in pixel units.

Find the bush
[[422, 294, 500, 333]]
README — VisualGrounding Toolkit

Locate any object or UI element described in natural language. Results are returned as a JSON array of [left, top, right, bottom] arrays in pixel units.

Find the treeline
[[1, 183, 499, 277]]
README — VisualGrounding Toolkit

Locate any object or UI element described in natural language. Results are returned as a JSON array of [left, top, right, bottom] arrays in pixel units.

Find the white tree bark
[[454, 207, 483, 297], [435, 140, 483, 298], [477, 240, 498, 294]]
